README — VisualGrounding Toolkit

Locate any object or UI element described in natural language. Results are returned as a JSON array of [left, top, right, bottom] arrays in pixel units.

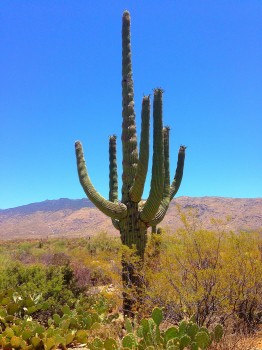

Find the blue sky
[[0, 1, 261, 209]]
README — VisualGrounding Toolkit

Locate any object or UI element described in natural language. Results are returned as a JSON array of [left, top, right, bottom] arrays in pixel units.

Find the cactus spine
[[75, 10, 186, 317]]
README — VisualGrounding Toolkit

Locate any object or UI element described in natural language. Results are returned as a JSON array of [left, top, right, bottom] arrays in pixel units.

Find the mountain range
[[0, 197, 261, 240]]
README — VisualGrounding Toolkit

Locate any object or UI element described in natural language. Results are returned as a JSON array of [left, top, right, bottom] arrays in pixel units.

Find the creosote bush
[[142, 209, 262, 334]]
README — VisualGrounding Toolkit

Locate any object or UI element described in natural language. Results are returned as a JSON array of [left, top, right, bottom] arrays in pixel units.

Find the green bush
[[0, 263, 77, 313]]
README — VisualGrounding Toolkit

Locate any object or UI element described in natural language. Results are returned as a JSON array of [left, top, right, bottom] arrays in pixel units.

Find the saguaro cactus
[[75, 10, 186, 317]]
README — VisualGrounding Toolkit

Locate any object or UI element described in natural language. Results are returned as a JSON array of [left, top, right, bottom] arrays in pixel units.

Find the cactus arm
[[148, 127, 171, 226], [162, 126, 171, 198], [75, 141, 127, 219], [149, 200, 169, 227], [149, 144, 186, 226], [140, 89, 164, 223], [109, 135, 118, 202], [170, 145, 186, 200], [109, 135, 121, 230], [129, 95, 150, 202], [121, 10, 139, 203]]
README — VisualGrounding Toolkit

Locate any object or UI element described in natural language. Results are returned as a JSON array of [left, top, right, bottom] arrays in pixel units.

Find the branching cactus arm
[[109, 135, 120, 230], [149, 144, 186, 226], [148, 126, 170, 226], [130, 95, 150, 202], [140, 89, 165, 223], [170, 145, 186, 200], [75, 141, 127, 220], [162, 126, 171, 199], [109, 135, 119, 203]]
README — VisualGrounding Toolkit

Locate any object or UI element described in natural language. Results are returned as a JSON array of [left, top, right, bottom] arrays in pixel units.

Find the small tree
[[75, 11, 186, 317]]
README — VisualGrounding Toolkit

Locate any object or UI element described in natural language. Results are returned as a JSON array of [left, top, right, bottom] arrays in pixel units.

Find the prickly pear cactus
[[118, 308, 224, 349]]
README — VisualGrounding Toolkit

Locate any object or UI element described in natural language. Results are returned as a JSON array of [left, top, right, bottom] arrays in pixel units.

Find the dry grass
[[209, 326, 262, 350]]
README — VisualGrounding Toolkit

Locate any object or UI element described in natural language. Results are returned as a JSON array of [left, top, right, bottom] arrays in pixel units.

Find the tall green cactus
[[75, 10, 186, 317]]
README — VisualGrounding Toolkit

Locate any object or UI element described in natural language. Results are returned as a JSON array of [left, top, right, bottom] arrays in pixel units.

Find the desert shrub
[[220, 231, 262, 332], [143, 215, 262, 333], [40, 251, 70, 266], [0, 236, 122, 318], [70, 260, 92, 290], [76, 231, 121, 257], [0, 263, 77, 313]]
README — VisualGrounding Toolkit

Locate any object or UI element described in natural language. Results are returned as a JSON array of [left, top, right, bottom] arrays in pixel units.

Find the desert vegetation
[[0, 212, 261, 349]]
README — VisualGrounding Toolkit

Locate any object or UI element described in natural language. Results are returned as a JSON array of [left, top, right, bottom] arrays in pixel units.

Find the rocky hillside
[[0, 197, 261, 240]]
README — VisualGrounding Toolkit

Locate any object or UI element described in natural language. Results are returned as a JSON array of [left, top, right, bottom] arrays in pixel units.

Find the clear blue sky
[[0, 1, 261, 209]]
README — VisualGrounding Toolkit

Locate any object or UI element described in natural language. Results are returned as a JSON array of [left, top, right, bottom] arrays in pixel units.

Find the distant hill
[[0, 197, 261, 240], [1, 198, 94, 216]]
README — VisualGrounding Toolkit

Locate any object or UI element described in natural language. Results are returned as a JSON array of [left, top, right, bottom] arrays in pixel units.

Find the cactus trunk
[[120, 203, 147, 316], [119, 203, 147, 256], [75, 10, 186, 318]]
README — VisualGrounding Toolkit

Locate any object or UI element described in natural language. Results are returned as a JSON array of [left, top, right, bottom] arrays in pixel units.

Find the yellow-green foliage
[[0, 220, 261, 335], [144, 218, 262, 332]]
